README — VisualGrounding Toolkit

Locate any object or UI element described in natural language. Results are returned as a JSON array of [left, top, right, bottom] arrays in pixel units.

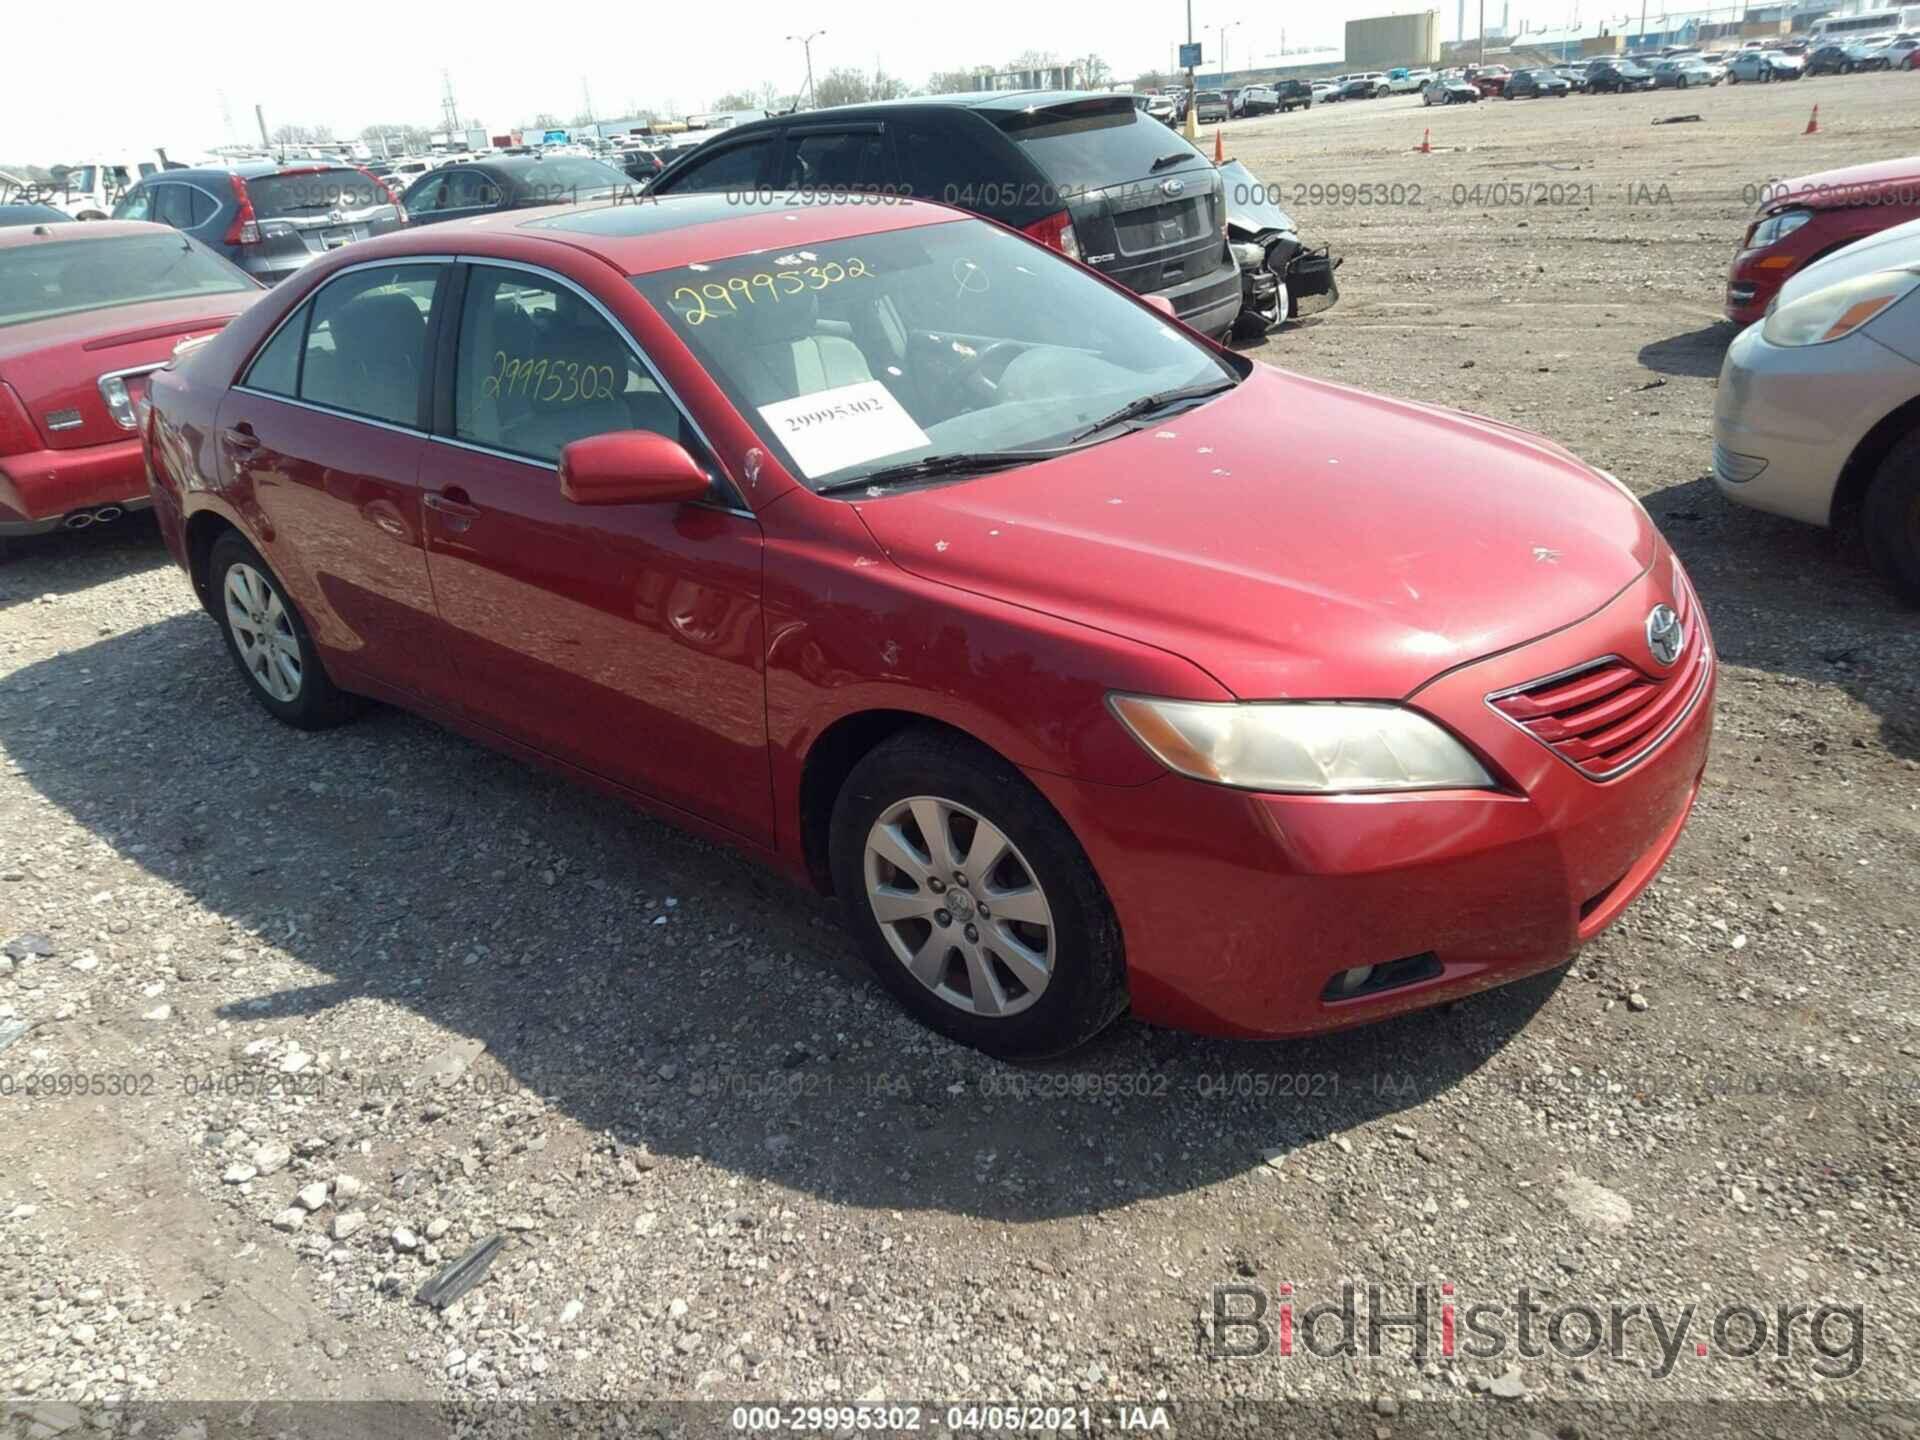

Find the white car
[[1712, 214, 1920, 602], [1388, 69, 1434, 93]]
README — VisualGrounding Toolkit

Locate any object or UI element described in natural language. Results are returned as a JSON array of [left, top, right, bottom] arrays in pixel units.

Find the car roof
[[315, 192, 973, 278], [0, 218, 176, 252], [661, 89, 1137, 143]]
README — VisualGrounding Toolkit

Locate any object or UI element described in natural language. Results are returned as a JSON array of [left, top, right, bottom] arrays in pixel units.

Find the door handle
[[223, 423, 259, 451], [424, 489, 480, 519]]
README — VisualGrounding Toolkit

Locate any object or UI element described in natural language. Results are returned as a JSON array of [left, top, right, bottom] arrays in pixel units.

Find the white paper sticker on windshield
[[758, 381, 930, 480]]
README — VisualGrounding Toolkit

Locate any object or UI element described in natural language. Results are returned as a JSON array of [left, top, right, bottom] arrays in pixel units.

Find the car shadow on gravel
[[0, 607, 1569, 1222], [0, 516, 172, 613], [1637, 321, 1738, 378], [1646, 476, 1919, 760]]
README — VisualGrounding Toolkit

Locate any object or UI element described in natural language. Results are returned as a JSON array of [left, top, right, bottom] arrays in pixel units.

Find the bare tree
[[711, 91, 759, 111], [1079, 53, 1113, 87], [1134, 69, 1169, 91], [925, 69, 980, 94], [812, 66, 873, 109]]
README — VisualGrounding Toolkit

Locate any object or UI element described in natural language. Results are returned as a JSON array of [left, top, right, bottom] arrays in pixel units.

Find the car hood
[[852, 367, 1657, 700], [1765, 155, 1920, 214]]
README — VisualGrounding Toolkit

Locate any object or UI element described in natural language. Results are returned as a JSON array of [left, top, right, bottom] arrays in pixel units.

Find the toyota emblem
[[1645, 604, 1684, 667]]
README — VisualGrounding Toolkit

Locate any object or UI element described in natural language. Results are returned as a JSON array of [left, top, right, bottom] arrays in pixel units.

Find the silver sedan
[[1712, 216, 1920, 602]]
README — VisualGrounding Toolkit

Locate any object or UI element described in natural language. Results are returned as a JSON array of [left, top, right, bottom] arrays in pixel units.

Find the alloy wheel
[[224, 563, 303, 704], [863, 795, 1055, 1018]]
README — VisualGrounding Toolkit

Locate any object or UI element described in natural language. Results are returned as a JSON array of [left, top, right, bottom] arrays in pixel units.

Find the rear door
[[217, 260, 453, 699], [775, 124, 894, 196], [987, 96, 1226, 300]]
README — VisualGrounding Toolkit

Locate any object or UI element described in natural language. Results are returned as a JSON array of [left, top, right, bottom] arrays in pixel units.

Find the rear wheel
[[829, 727, 1128, 1058], [209, 532, 359, 729], [1863, 431, 1920, 605]]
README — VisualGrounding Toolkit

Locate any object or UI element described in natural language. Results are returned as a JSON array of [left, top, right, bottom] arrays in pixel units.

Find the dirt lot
[[2, 74, 1917, 1433]]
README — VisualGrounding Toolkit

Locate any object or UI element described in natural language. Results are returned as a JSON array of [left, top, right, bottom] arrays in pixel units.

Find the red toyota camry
[[1, 221, 260, 545], [144, 193, 1715, 1057]]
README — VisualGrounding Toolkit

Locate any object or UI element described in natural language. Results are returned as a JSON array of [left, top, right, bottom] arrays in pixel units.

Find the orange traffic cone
[[1416, 128, 1433, 153], [1804, 104, 1820, 135], [1213, 128, 1225, 163]]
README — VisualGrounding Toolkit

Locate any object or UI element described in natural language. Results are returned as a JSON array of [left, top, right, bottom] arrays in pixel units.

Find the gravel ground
[[2, 74, 1917, 1433]]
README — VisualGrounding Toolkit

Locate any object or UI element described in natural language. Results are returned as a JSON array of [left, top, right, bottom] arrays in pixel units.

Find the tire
[[208, 531, 360, 729], [828, 726, 1128, 1059], [1679, 74, 1690, 88], [1863, 431, 1920, 605]]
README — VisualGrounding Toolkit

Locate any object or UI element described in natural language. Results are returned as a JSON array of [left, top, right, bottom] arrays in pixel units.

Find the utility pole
[[440, 70, 461, 140], [788, 30, 825, 110], [582, 77, 597, 135], [255, 104, 271, 154], [1479, 0, 1487, 62], [1217, 18, 1241, 85]]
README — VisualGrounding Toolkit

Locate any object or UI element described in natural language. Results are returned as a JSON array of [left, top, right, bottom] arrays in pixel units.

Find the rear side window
[[660, 138, 775, 193], [893, 115, 1046, 221], [298, 264, 440, 427], [247, 169, 386, 220], [244, 311, 305, 396], [779, 131, 889, 191], [992, 99, 1199, 191]]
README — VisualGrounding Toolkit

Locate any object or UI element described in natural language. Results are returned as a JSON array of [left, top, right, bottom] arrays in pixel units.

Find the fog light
[[1331, 965, 1374, 995]]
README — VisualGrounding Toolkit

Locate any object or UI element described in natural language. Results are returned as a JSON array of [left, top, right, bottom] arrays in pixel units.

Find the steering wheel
[[958, 340, 1026, 403]]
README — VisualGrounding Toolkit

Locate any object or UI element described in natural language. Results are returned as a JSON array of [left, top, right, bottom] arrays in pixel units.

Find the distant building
[[970, 62, 1088, 92]]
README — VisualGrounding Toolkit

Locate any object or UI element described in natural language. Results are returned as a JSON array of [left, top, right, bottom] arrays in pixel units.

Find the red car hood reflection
[[851, 367, 1657, 699]]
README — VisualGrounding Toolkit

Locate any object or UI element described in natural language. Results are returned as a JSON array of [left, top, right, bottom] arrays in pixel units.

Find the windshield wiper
[[816, 449, 1066, 495], [1062, 378, 1237, 445], [1149, 152, 1194, 172]]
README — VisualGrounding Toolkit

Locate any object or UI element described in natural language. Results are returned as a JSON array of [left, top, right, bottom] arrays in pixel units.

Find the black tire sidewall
[[208, 532, 352, 729], [829, 728, 1128, 1059], [1863, 433, 1920, 605]]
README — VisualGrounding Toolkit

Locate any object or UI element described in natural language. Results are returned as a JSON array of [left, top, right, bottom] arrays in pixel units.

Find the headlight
[[1761, 268, 1920, 347], [1748, 208, 1811, 249], [1108, 696, 1496, 794]]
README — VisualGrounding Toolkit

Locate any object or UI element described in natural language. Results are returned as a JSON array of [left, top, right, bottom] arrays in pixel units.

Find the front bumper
[[0, 435, 152, 536], [1711, 321, 1919, 528], [1724, 244, 1801, 325], [1028, 556, 1716, 1039]]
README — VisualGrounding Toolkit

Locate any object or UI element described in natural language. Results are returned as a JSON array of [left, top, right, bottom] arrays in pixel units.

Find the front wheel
[[1678, 74, 1690, 88], [1863, 431, 1920, 605], [209, 532, 359, 729], [829, 727, 1128, 1058]]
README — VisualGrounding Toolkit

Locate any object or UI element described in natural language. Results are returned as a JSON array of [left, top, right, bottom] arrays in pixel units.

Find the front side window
[[0, 234, 255, 328], [299, 264, 440, 427], [632, 214, 1238, 492], [780, 131, 888, 191], [454, 264, 695, 464]]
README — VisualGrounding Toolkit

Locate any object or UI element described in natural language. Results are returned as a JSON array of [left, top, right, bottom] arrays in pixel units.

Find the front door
[[415, 261, 772, 844]]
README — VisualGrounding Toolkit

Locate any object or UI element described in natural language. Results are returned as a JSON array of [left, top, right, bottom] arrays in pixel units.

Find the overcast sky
[[9, 0, 1587, 158]]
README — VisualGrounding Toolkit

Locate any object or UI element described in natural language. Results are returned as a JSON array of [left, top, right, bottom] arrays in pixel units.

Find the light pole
[[1183, 0, 1198, 139], [788, 30, 826, 110], [1216, 18, 1242, 86]]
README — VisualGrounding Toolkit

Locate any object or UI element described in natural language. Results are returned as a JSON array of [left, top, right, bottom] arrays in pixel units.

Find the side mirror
[[559, 430, 711, 506], [1142, 294, 1178, 319]]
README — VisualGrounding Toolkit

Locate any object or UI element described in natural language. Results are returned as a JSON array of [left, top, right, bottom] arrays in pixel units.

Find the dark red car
[[1725, 155, 1920, 325], [144, 193, 1715, 1057], [1, 221, 259, 545]]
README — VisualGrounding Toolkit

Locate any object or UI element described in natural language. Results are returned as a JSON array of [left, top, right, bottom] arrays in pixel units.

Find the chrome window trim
[[230, 386, 428, 438], [452, 256, 745, 509], [425, 433, 753, 519], [98, 360, 170, 385]]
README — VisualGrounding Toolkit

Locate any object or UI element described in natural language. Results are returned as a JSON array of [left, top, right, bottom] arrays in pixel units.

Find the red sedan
[[1725, 155, 1920, 325], [144, 193, 1715, 1057], [1, 221, 259, 545]]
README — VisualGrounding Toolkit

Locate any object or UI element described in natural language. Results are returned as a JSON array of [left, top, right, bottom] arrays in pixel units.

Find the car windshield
[[631, 214, 1238, 493], [0, 234, 254, 328], [247, 168, 387, 219]]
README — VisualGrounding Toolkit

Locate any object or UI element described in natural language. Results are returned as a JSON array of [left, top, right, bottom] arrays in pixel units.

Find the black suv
[[648, 92, 1242, 339]]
